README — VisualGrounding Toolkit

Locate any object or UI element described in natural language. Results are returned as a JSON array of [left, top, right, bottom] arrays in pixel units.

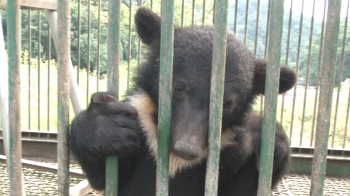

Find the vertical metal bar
[[233, 0, 238, 33], [57, 0, 71, 194], [243, 0, 249, 44], [212, 0, 215, 24], [204, 0, 228, 195], [344, 83, 350, 149], [77, 0, 81, 84], [192, 0, 195, 26], [257, 0, 284, 195], [301, 0, 316, 145], [96, 0, 101, 91], [0, 8, 10, 173], [201, 0, 206, 26], [181, 0, 185, 27], [28, 10, 31, 130], [105, 0, 121, 195], [259, 0, 271, 116], [331, 0, 350, 148], [253, 0, 260, 55], [156, 0, 175, 195], [280, 0, 293, 127], [137, 0, 142, 68], [127, 0, 132, 91], [47, 24, 52, 131], [6, 0, 24, 193], [86, 0, 91, 106], [289, 0, 305, 145], [47, 10, 84, 115], [310, 0, 341, 195], [38, 11, 41, 131], [310, 0, 327, 147]]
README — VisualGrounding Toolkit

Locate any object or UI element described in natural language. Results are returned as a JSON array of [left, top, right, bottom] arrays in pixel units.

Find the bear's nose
[[172, 141, 204, 160]]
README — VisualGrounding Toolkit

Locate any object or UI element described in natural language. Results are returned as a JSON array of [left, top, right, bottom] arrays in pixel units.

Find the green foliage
[[299, 18, 350, 86]]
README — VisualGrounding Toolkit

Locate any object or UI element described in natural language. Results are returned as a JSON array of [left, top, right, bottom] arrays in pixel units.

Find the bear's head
[[132, 7, 296, 175]]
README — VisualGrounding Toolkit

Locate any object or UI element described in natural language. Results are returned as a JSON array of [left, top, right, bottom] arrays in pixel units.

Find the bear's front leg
[[70, 92, 142, 190]]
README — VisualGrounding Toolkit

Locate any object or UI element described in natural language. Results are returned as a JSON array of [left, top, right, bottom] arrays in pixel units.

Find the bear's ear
[[135, 7, 161, 46], [253, 59, 296, 95]]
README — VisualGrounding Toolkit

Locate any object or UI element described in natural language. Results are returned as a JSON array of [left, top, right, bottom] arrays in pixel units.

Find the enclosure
[[0, 0, 349, 195]]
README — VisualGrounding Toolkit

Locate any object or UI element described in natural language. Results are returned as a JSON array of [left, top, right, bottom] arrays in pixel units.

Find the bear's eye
[[174, 84, 185, 94], [223, 101, 233, 112]]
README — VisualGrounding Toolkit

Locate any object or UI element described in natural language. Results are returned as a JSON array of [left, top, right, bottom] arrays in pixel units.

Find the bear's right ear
[[135, 7, 161, 46]]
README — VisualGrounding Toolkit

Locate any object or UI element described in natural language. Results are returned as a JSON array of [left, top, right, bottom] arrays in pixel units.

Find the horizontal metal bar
[[0, 0, 56, 10], [0, 155, 84, 178]]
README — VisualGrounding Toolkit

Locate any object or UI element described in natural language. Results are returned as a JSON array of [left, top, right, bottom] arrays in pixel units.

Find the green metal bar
[[107, 0, 120, 97], [310, 0, 341, 195], [86, 0, 91, 106], [332, 0, 350, 148], [96, 0, 102, 91], [57, 0, 71, 195], [105, 156, 118, 195], [204, 0, 229, 195], [156, 0, 175, 195], [290, 0, 305, 146], [37, 11, 41, 131], [301, 0, 316, 146], [310, 0, 327, 147], [257, 0, 284, 195], [6, 0, 24, 195], [243, 0, 249, 44], [105, 0, 121, 195]]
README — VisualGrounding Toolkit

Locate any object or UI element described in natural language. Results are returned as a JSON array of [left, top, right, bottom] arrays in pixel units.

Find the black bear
[[70, 7, 296, 196]]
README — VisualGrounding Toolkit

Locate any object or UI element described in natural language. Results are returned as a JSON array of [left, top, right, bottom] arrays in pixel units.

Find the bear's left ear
[[135, 7, 161, 46], [253, 59, 296, 95]]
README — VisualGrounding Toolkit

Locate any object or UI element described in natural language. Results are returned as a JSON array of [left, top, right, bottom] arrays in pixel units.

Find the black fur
[[70, 7, 295, 195]]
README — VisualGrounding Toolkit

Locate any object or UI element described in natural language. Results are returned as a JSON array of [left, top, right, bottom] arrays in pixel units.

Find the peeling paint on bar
[[257, 0, 284, 195], [156, 0, 175, 195], [310, 0, 342, 195], [204, 0, 229, 195]]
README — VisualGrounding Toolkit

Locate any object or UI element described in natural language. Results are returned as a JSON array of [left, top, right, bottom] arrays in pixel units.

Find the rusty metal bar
[[257, 0, 284, 195], [310, 0, 342, 195]]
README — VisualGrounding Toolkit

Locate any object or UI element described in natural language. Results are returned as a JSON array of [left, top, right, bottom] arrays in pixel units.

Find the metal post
[[57, 0, 71, 194], [310, 0, 342, 195], [6, 0, 25, 195], [204, 0, 229, 195], [257, 0, 284, 195], [156, 0, 175, 195], [105, 0, 121, 195]]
